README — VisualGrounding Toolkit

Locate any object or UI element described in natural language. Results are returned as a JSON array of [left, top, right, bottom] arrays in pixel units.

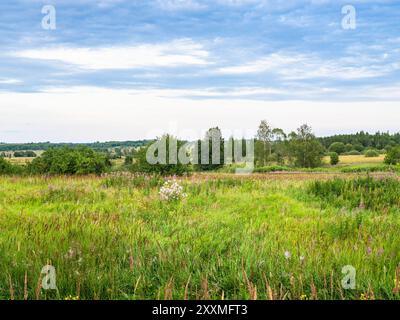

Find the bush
[[329, 152, 339, 165], [254, 165, 291, 173], [28, 147, 111, 175], [364, 149, 380, 158], [13, 151, 36, 158], [0, 157, 14, 174], [384, 146, 400, 165]]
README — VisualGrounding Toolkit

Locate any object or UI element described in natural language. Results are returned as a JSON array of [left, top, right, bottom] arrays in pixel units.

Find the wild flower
[[300, 294, 308, 300], [284, 251, 291, 260], [300, 255, 305, 262], [159, 180, 187, 202], [64, 295, 80, 300]]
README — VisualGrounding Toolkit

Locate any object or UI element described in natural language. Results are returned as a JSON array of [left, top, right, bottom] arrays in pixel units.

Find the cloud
[[12, 39, 210, 71], [156, 0, 206, 10], [0, 78, 22, 84], [217, 52, 397, 80]]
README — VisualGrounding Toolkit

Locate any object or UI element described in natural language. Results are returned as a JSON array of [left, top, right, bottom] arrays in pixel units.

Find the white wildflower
[[159, 180, 187, 202]]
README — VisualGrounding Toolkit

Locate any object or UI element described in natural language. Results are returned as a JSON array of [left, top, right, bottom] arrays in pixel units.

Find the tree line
[[0, 140, 150, 152], [1, 121, 400, 176]]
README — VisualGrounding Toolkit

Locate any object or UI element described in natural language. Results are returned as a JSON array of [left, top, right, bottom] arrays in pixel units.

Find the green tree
[[345, 143, 353, 152], [256, 120, 273, 165], [271, 128, 287, 165], [329, 152, 339, 165], [384, 147, 400, 165], [329, 142, 346, 154], [288, 124, 325, 168], [29, 147, 110, 175]]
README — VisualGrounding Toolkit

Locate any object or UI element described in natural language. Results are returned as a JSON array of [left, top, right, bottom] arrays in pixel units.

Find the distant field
[[7, 157, 35, 165], [0, 172, 399, 300], [323, 154, 385, 165]]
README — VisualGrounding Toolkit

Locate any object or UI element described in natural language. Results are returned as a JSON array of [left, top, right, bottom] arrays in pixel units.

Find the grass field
[[7, 157, 36, 165], [0, 171, 399, 300], [322, 155, 385, 165]]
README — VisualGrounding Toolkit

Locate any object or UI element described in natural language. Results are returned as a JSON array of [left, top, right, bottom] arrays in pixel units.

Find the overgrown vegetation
[[0, 174, 399, 300], [308, 177, 400, 211], [28, 147, 111, 175], [329, 152, 339, 165], [130, 135, 192, 176], [384, 146, 400, 165]]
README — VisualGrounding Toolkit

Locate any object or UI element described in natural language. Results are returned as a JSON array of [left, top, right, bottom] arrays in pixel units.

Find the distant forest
[[318, 131, 400, 150], [1, 131, 399, 152], [0, 140, 150, 152]]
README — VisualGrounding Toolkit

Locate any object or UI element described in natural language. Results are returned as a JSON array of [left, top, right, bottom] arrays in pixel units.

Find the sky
[[0, 0, 399, 142]]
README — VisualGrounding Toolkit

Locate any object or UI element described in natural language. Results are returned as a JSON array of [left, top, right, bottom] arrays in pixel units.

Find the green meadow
[[0, 169, 399, 300]]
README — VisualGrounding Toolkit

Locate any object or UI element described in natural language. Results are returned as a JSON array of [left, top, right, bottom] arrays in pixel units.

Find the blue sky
[[0, 0, 399, 142]]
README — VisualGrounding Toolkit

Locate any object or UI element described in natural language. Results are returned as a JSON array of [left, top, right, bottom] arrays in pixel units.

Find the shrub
[[28, 147, 111, 175], [13, 151, 36, 158], [254, 165, 291, 173], [384, 146, 400, 165], [329, 152, 339, 165], [364, 149, 380, 158], [0, 157, 14, 174]]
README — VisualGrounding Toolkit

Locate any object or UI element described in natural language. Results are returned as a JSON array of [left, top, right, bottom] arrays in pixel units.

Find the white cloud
[[12, 39, 210, 71], [156, 0, 206, 10], [218, 54, 305, 74], [218, 52, 396, 80], [0, 78, 22, 84]]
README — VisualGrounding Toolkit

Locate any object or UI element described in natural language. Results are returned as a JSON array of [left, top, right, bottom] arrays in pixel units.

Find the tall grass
[[0, 174, 399, 300], [308, 176, 400, 211]]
